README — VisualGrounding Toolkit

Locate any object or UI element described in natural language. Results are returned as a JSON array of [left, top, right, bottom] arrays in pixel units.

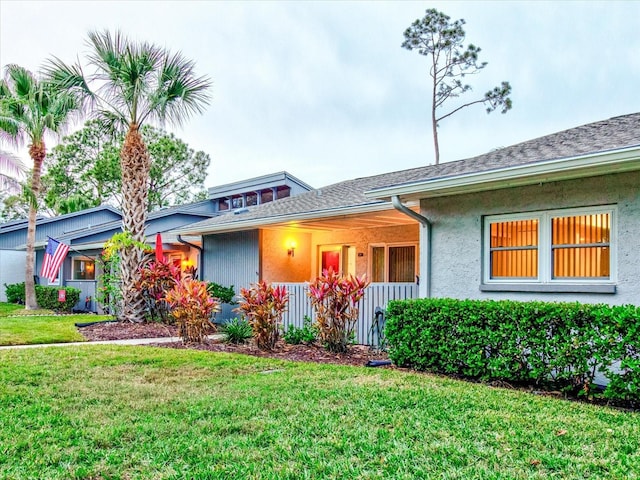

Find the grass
[[0, 302, 24, 317], [0, 303, 111, 345], [0, 346, 638, 479]]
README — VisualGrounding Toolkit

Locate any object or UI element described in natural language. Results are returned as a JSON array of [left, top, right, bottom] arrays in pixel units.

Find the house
[[0, 171, 312, 310], [176, 113, 640, 342], [365, 112, 640, 305], [174, 171, 427, 341]]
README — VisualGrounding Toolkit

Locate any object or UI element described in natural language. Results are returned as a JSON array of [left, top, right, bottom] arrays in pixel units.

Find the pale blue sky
[[1, 1, 639, 189]]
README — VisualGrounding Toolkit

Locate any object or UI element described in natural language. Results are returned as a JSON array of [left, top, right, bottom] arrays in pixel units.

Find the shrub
[[236, 281, 289, 350], [283, 315, 317, 345], [3, 283, 80, 312], [307, 269, 369, 353], [135, 259, 182, 323], [207, 282, 236, 304], [165, 278, 220, 343], [4, 282, 25, 304], [385, 297, 640, 399], [221, 318, 253, 344]]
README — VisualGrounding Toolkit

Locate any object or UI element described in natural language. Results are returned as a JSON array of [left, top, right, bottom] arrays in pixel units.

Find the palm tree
[[46, 30, 211, 322], [0, 65, 80, 309]]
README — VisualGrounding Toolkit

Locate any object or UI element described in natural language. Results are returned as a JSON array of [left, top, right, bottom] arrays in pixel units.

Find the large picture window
[[370, 244, 417, 283], [484, 207, 614, 284]]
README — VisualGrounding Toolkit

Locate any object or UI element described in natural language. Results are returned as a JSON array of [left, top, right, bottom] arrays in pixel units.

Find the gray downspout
[[391, 195, 432, 298], [177, 235, 204, 280]]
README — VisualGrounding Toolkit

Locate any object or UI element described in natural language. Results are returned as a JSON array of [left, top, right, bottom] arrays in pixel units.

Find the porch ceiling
[[261, 206, 420, 232]]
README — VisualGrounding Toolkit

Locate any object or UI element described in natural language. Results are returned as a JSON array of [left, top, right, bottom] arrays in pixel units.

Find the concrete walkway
[[0, 334, 224, 350]]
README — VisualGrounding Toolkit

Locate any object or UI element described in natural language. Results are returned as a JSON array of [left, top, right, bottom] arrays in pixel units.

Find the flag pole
[[46, 236, 94, 262]]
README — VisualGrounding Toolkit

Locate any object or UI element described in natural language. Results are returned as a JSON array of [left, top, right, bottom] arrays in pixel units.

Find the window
[[261, 189, 274, 204], [370, 244, 417, 283], [246, 192, 258, 206], [231, 195, 244, 209], [276, 186, 291, 200], [73, 258, 95, 280], [484, 207, 614, 284]]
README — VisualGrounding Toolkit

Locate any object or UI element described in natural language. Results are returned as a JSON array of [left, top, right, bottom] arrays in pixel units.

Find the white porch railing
[[276, 282, 419, 346]]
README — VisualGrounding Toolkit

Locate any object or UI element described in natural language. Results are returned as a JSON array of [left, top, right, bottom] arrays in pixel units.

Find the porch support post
[[391, 195, 431, 298]]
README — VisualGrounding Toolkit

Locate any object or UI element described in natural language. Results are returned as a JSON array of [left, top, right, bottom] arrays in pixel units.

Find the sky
[[1, 0, 640, 190]]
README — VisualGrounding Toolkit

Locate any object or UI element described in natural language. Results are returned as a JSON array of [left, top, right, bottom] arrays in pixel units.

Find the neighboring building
[[208, 171, 313, 212], [0, 172, 312, 312]]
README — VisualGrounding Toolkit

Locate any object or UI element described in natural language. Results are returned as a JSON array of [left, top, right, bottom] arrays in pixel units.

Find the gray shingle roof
[[180, 112, 640, 232]]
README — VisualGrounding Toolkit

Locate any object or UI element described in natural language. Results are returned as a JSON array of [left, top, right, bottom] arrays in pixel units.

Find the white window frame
[[483, 206, 617, 285], [369, 242, 419, 283]]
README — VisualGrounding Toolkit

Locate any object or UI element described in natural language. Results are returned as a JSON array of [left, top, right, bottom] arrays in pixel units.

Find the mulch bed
[[79, 321, 179, 341], [77, 321, 390, 367], [157, 339, 391, 367]]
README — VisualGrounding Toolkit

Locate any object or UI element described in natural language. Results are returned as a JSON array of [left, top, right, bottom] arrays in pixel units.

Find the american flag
[[41, 237, 70, 282]]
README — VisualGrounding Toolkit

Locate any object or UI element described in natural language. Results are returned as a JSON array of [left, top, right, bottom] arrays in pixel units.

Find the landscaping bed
[[77, 320, 389, 367], [158, 339, 390, 367], [78, 321, 179, 341]]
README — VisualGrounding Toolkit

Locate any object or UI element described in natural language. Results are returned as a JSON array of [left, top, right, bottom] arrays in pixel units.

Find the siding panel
[[202, 230, 259, 290]]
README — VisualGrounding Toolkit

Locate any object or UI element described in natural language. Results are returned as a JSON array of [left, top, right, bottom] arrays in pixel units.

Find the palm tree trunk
[[25, 141, 46, 310], [119, 124, 151, 322]]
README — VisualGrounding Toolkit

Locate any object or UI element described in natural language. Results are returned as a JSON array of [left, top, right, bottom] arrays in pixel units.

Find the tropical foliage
[[308, 269, 369, 353], [135, 259, 182, 323], [46, 30, 211, 322], [220, 317, 253, 344], [0, 64, 80, 309], [236, 281, 289, 350], [165, 278, 219, 343], [98, 232, 152, 319]]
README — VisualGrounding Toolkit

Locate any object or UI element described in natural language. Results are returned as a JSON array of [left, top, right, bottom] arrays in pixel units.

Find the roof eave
[[174, 201, 393, 235], [365, 145, 640, 202]]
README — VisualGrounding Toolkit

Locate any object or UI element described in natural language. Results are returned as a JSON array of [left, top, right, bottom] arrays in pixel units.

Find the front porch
[[278, 282, 419, 346]]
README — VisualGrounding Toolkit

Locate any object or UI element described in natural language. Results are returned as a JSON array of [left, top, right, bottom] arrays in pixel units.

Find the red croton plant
[[135, 259, 182, 323], [307, 268, 370, 353], [236, 281, 289, 350], [165, 278, 220, 343]]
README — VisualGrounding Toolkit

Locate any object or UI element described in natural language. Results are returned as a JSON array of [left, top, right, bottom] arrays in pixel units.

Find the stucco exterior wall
[[261, 229, 312, 283], [421, 171, 640, 305], [0, 250, 26, 301], [312, 224, 419, 278]]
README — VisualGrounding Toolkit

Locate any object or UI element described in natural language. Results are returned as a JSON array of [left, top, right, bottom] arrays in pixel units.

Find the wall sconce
[[287, 240, 297, 257]]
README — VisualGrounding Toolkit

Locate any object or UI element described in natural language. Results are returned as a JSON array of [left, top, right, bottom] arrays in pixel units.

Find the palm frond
[[141, 51, 211, 127]]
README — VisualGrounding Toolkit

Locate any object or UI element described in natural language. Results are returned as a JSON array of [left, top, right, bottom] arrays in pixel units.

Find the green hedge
[[3, 282, 81, 313], [385, 298, 640, 401]]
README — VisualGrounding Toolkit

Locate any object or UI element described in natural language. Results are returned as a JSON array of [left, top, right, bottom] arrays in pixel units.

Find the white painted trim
[[482, 205, 617, 286]]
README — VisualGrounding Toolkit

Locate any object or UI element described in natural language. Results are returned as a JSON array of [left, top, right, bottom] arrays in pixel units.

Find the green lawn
[[0, 302, 24, 317], [0, 305, 111, 345], [0, 346, 638, 479]]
